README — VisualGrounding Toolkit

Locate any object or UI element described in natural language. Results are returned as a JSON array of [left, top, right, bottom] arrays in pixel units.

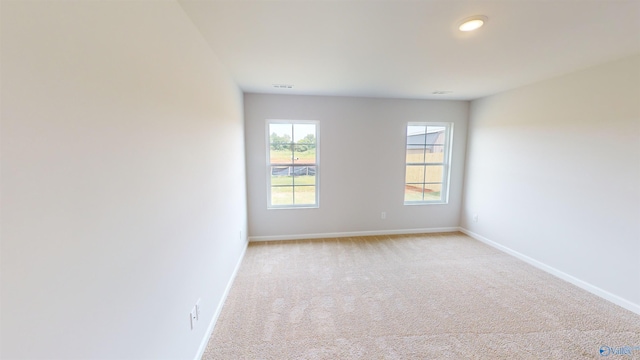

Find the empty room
[[1, 0, 639, 359]]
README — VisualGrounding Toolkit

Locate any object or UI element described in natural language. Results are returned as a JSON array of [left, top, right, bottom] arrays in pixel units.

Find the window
[[404, 122, 453, 204], [267, 120, 319, 208]]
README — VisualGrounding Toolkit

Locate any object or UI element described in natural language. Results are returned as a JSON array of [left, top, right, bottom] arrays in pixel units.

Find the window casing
[[266, 120, 319, 209], [404, 122, 453, 205]]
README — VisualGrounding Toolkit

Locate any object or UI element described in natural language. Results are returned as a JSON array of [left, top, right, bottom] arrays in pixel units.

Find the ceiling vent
[[432, 91, 453, 95], [273, 84, 294, 89]]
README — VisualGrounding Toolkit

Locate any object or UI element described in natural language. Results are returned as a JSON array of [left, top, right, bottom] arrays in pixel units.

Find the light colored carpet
[[202, 232, 640, 359]]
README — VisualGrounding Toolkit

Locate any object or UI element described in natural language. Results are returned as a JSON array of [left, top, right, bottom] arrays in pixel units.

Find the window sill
[[403, 201, 448, 206], [267, 205, 319, 210]]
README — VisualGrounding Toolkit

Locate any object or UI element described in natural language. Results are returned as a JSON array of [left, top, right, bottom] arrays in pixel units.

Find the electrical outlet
[[381, 212, 386, 220], [473, 214, 478, 223], [190, 306, 197, 330]]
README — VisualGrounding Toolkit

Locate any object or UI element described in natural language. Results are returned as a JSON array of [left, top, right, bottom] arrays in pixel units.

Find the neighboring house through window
[[404, 122, 453, 204], [267, 120, 319, 208]]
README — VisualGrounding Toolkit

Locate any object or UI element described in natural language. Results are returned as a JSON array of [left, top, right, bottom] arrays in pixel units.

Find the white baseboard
[[248, 227, 460, 242], [194, 238, 249, 360], [459, 227, 640, 316]]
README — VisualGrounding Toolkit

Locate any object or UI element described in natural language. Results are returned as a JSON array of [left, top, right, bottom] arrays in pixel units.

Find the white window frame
[[266, 119, 320, 209], [403, 122, 453, 205]]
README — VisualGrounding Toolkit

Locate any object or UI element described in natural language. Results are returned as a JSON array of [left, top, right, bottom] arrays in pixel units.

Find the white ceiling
[[179, 0, 640, 100]]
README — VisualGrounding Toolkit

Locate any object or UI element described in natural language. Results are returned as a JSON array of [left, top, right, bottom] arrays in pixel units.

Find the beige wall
[[1, 1, 247, 358], [244, 94, 469, 239], [462, 54, 640, 312]]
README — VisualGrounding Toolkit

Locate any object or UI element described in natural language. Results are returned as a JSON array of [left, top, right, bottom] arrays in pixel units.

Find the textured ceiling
[[180, 0, 640, 100]]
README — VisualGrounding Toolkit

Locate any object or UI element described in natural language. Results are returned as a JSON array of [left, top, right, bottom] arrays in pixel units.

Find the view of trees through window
[[268, 122, 318, 207]]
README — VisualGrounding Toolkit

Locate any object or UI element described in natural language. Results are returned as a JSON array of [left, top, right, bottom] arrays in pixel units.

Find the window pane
[[426, 126, 446, 145], [293, 166, 316, 185], [404, 184, 423, 202], [406, 146, 425, 163], [294, 186, 316, 205], [405, 165, 425, 184], [269, 124, 292, 144], [425, 150, 444, 163], [425, 165, 444, 183], [424, 145, 444, 163], [293, 124, 316, 143], [423, 183, 443, 202], [270, 146, 292, 165], [407, 125, 426, 144], [271, 168, 293, 186], [293, 144, 316, 165], [271, 186, 293, 205], [271, 166, 292, 176]]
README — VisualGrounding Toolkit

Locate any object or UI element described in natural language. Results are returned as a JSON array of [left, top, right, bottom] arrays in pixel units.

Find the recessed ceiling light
[[458, 15, 488, 32]]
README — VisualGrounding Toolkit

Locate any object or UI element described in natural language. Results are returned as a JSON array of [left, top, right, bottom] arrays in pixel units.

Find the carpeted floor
[[202, 232, 640, 359]]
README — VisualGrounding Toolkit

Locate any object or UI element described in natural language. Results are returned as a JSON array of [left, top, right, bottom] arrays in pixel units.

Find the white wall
[[244, 94, 468, 239], [461, 54, 640, 312], [1, 1, 247, 359]]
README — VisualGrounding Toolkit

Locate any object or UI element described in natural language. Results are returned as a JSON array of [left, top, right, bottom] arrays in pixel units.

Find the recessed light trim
[[458, 15, 488, 32]]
